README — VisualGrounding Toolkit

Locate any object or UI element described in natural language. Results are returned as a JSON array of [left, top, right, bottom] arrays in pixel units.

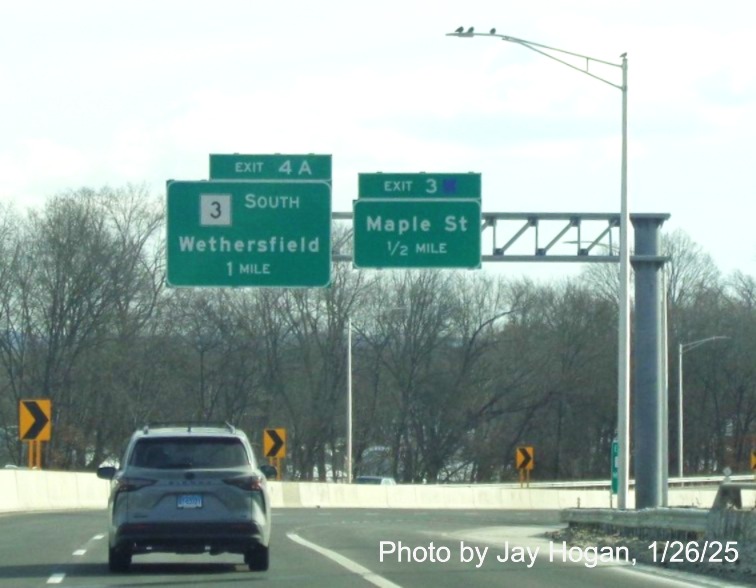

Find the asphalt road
[[0, 509, 747, 588]]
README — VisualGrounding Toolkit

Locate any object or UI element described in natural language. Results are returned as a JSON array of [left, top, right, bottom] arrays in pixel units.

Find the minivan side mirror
[[97, 466, 117, 480]]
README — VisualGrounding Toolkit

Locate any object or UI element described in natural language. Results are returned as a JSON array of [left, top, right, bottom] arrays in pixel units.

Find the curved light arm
[[446, 28, 624, 90], [681, 336, 729, 354]]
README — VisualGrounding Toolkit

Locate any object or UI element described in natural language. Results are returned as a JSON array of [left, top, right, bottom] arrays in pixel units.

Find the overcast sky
[[1, 1, 754, 277]]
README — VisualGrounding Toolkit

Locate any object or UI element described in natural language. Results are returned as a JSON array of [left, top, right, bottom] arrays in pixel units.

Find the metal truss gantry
[[331, 211, 668, 265]]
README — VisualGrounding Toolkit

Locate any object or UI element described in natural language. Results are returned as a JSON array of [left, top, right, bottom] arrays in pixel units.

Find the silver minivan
[[97, 423, 274, 572]]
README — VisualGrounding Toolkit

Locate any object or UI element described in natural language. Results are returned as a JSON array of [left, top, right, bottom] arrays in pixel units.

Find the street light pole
[[346, 307, 407, 484], [447, 27, 630, 507], [347, 317, 353, 484], [618, 53, 630, 510], [677, 336, 729, 479]]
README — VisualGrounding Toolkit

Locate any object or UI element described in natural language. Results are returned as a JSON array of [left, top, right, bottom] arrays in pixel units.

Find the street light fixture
[[677, 336, 729, 479], [447, 27, 630, 507]]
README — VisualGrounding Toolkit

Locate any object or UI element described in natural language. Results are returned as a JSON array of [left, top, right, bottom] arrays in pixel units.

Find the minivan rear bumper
[[114, 521, 266, 554]]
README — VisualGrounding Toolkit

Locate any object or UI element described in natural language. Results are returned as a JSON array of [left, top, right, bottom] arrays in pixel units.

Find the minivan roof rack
[[142, 421, 236, 434]]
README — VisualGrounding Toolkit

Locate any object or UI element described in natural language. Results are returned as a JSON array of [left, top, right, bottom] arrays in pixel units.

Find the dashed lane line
[[47, 534, 105, 584]]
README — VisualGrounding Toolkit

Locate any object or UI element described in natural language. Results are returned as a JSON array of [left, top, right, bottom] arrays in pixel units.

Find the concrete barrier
[[0, 470, 20, 511], [0, 470, 110, 513], [0, 470, 723, 513], [269, 482, 625, 510]]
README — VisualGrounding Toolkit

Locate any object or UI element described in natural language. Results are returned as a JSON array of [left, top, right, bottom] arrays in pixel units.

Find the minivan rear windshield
[[130, 437, 249, 469]]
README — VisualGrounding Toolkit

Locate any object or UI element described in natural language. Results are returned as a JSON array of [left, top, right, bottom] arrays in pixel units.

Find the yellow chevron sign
[[19, 399, 52, 442], [516, 446, 534, 470], [264, 428, 286, 459]]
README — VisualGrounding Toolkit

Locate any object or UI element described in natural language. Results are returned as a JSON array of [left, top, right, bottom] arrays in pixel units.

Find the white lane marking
[[48, 534, 106, 585], [288, 533, 402, 588]]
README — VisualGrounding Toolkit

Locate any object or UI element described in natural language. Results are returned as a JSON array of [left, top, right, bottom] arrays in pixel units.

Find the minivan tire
[[245, 545, 269, 571], [108, 546, 132, 572]]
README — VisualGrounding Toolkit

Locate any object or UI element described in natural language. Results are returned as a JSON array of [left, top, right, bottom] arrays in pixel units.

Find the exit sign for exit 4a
[[210, 154, 332, 181]]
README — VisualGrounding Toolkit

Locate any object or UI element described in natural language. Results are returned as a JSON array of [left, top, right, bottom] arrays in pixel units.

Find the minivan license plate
[[177, 494, 203, 509]]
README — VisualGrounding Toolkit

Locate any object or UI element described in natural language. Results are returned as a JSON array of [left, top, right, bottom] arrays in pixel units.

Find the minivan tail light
[[114, 477, 156, 495], [223, 475, 264, 492]]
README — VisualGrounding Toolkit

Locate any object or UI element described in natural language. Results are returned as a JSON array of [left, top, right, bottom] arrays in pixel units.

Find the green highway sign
[[167, 180, 331, 287], [353, 199, 481, 269], [359, 172, 481, 199], [210, 154, 332, 181]]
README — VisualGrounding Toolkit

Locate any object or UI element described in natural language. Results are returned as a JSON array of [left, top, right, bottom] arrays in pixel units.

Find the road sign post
[[167, 181, 331, 287], [353, 198, 481, 269]]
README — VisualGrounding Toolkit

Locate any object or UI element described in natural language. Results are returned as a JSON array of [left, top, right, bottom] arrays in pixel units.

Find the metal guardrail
[[444, 474, 753, 490], [562, 507, 709, 534], [563, 484, 755, 551]]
